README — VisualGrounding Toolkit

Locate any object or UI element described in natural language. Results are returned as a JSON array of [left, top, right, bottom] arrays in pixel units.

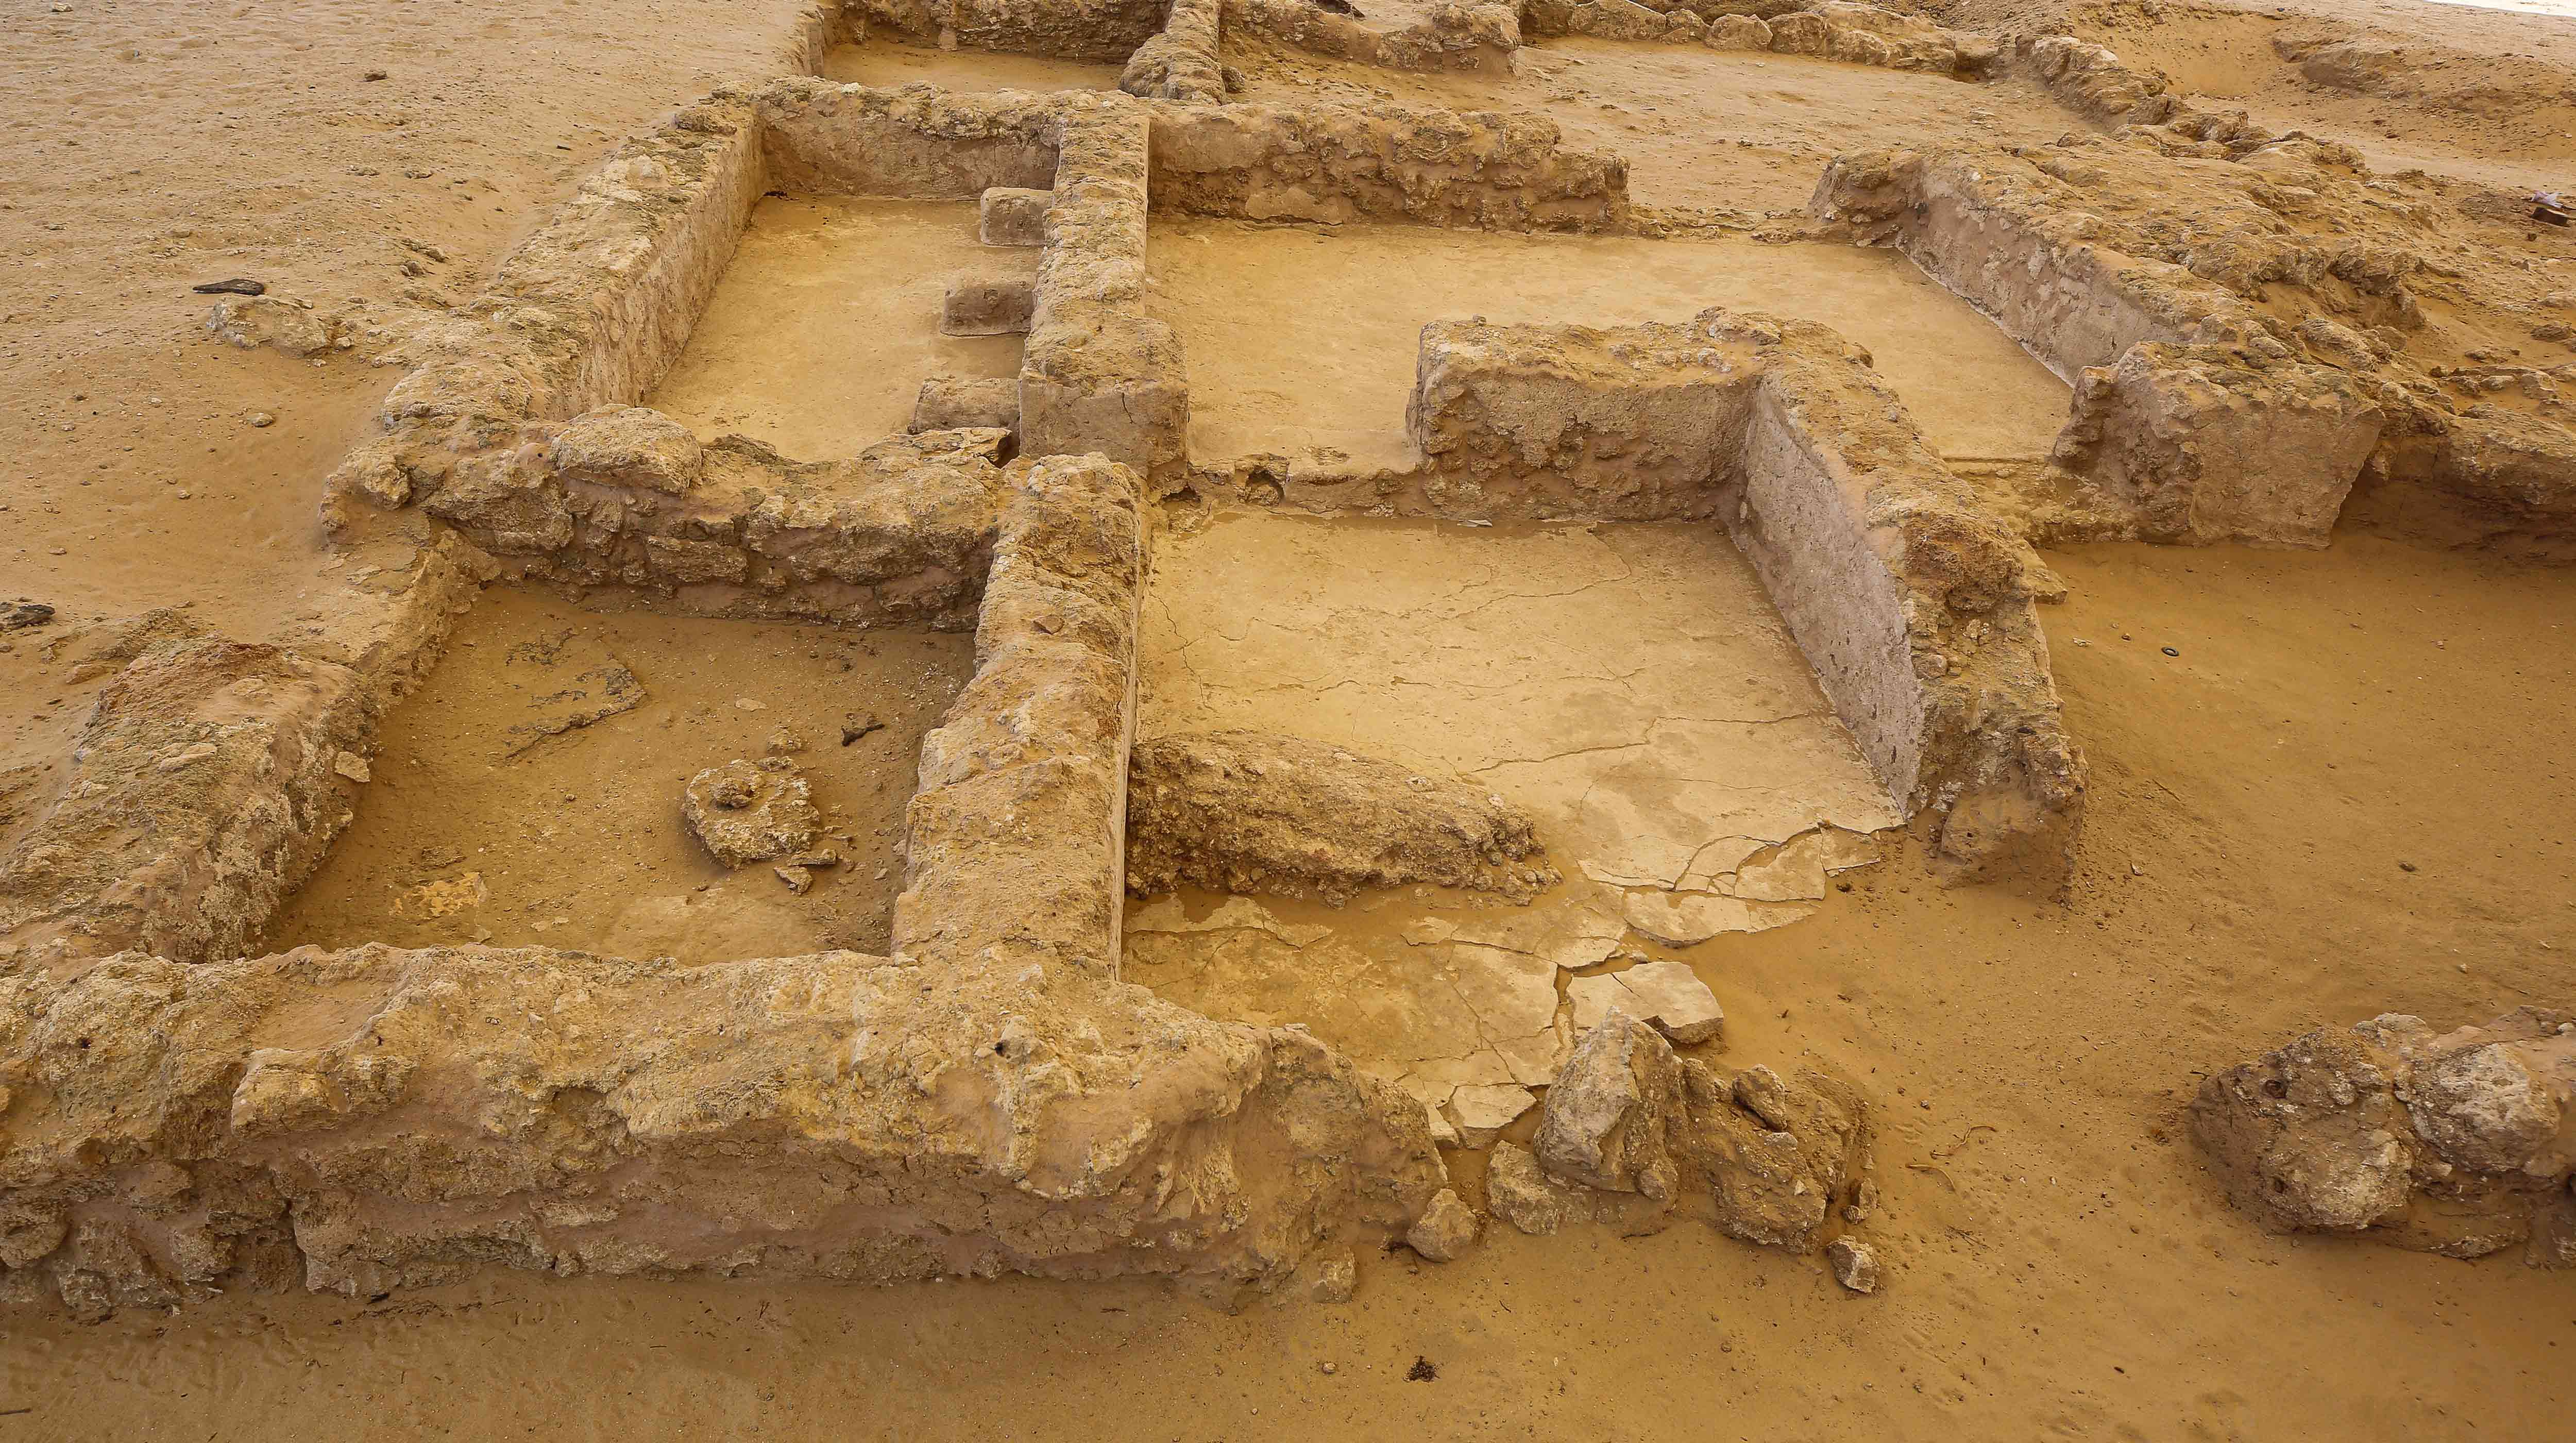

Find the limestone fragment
[[2191, 1009, 2576, 1264], [941, 273, 1036, 337], [1126, 730, 1553, 904], [1406, 1188, 1481, 1262], [1487, 1142, 1587, 1236], [978, 187, 1053, 247], [1536, 1010, 1685, 1200], [1827, 1236, 1882, 1294], [1620, 889, 1801, 946], [1683, 1062, 1867, 1250], [911, 375, 1020, 438], [207, 295, 347, 357], [684, 759, 820, 867], [548, 406, 704, 494]]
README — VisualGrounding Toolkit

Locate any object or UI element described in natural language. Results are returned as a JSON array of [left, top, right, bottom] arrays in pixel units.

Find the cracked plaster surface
[[1127, 512, 1896, 1120]]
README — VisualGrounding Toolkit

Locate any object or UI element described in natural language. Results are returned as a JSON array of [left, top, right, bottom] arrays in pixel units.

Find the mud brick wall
[[859, 0, 1168, 61], [755, 77, 1060, 197], [1147, 102, 1632, 232], [1224, 0, 1519, 74]]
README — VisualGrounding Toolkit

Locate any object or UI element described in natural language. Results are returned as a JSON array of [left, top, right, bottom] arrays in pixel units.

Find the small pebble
[[248, 412, 276, 428]]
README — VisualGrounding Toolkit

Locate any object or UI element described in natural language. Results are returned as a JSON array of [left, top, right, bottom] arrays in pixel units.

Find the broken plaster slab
[[1451, 1083, 1538, 1146], [1568, 961, 1724, 1045]]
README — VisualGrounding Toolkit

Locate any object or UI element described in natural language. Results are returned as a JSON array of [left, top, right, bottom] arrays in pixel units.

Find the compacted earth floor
[[649, 197, 1028, 456], [8, 2, 2576, 1439], [265, 588, 970, 962]]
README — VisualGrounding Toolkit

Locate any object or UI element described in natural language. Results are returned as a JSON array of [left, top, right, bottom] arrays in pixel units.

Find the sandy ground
[[1150, 218, 2072, 470], [8, 2, 2576, 1438], [0, 0, 835, 641], [264, 589, 969, 962], [649, 197, 1031, 458]]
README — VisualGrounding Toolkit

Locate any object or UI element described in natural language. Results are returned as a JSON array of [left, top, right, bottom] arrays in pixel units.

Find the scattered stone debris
[[1827, 1236, 1881, 1294], [683, 758, 821, 867], [840, 713, 884, 746], [1127, 729, 1554, 904], [2191, 1009, 2574, 1266], [1, 600, 55, 632], [1405, 1188, 1481, 1262]]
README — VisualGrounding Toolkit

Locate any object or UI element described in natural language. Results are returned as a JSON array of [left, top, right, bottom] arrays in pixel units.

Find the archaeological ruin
[[3, 0, 2569, 1389]]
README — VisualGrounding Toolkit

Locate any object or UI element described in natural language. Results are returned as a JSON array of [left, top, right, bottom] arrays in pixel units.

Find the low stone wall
[[2050, 343, 2386, 548], [0, 455, 1450, 1318], [381, 99, 766, 433], [0, 536, 488, 973], [1809, 143, 2536, 551], [1527, 0, 1979, 77], [1023, 94, 1191, 479], [1121, 0, 1225, 103], [858, 0, 1167, 62], [1404, 309, 2083, 891], [1147, 102, 1631, 231], [336, 415, 1012, 626], [1226, 0, 1518, 74], [755, 77, 1060, 197]]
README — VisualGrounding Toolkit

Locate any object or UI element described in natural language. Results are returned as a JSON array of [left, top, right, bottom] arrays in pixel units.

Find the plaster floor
[[1148, 217, 2072, 474], [648, 197, 1031, 460], [264, 588, 969, 963], [1129, 509, 1897, 1127]]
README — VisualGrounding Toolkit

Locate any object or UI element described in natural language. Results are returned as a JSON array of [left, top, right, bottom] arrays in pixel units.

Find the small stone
[[0, 600, 55, 632], [247, 412, 276, 428], [1404, 1188, 1480, 1262], [1827, 1237, 1880, 1294], [333, 750, 371, 782], [840, 713, 884, 746], [773, 865, 813, 895], [683, 758, 820, 866], [766, 727, 805, 755]]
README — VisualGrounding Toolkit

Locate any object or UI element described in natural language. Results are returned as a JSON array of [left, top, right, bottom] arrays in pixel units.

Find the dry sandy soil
[[4, 0, 2574, 1438]]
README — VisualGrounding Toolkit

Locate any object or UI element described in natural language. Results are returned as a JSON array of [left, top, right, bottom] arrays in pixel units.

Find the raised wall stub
[[1403, 308, 2084, 892], [1814, 139, 2576, 556]]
